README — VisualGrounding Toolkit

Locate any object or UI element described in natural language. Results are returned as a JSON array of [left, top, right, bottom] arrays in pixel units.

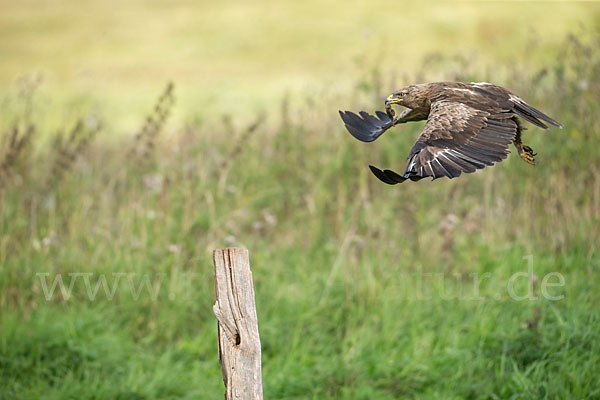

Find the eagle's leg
[[513, 125, 536, 166]]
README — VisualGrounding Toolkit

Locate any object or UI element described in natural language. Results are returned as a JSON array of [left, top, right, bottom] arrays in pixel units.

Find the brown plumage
[[339, 82, 562, 184]]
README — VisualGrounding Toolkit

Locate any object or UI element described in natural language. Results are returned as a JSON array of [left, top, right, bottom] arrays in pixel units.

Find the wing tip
[[369, 165, 395, 185], [369, 165, 407, 185], [340, 110, 393, 143]]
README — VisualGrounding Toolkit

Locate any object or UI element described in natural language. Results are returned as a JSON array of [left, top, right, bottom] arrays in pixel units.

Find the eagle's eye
[[400, 91, 407, 97]]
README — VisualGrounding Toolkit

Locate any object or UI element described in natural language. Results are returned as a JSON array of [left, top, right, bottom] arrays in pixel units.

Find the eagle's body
[[339, 81, 562, 184]]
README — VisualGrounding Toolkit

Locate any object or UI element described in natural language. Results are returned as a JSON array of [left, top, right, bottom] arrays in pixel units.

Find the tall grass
[[1, 33, 599, 399]]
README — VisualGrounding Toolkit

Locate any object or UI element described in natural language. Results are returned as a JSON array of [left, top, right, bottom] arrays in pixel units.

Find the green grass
[[2, 10, 600, 400], [0, 0, 598, 129]]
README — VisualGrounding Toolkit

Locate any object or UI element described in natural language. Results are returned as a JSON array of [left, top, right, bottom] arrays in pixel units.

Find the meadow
[[1, 2, 600, 399]]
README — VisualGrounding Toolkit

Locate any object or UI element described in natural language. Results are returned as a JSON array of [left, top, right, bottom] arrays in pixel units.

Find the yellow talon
[[522, 145, 537, 156], [518, 144, 537, 165], [519, 151, 536, 166]]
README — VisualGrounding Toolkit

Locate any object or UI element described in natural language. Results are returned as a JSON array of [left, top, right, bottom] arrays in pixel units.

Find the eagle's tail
[[510, 97, 563, 129]]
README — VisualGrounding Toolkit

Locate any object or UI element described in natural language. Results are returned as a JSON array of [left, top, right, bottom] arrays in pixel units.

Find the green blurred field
[[1, 0, 598, 129], [1, 2, 600, 399]]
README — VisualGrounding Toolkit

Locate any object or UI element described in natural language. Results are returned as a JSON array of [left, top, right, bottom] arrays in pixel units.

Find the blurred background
[[1, 0, 596, 128], [1, 1, 599, 399]]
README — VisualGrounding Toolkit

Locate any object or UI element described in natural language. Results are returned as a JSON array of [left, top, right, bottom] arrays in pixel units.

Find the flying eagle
[[339, 82, 562, 184]]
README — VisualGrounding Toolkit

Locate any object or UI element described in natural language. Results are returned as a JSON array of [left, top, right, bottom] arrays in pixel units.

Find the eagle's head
[[385, 85, 428, 111]]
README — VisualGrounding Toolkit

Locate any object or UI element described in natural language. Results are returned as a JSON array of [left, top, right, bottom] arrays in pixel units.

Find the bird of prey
[[339, 82, 562, 184]]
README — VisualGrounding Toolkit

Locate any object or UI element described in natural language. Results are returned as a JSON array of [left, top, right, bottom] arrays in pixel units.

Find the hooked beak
[[385, 94, 403, 105]]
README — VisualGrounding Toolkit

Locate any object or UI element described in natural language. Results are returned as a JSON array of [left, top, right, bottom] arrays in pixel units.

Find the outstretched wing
[[370, 99, 518, 184], [338, 110, 394, 142], [469, 82, 562, 129]]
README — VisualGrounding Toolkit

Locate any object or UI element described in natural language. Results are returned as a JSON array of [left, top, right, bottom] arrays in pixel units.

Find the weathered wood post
[[212, 248, 263, 400]]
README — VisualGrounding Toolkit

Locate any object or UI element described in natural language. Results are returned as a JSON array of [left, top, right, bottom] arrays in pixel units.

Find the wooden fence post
[[212, 248, 263, 400]]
